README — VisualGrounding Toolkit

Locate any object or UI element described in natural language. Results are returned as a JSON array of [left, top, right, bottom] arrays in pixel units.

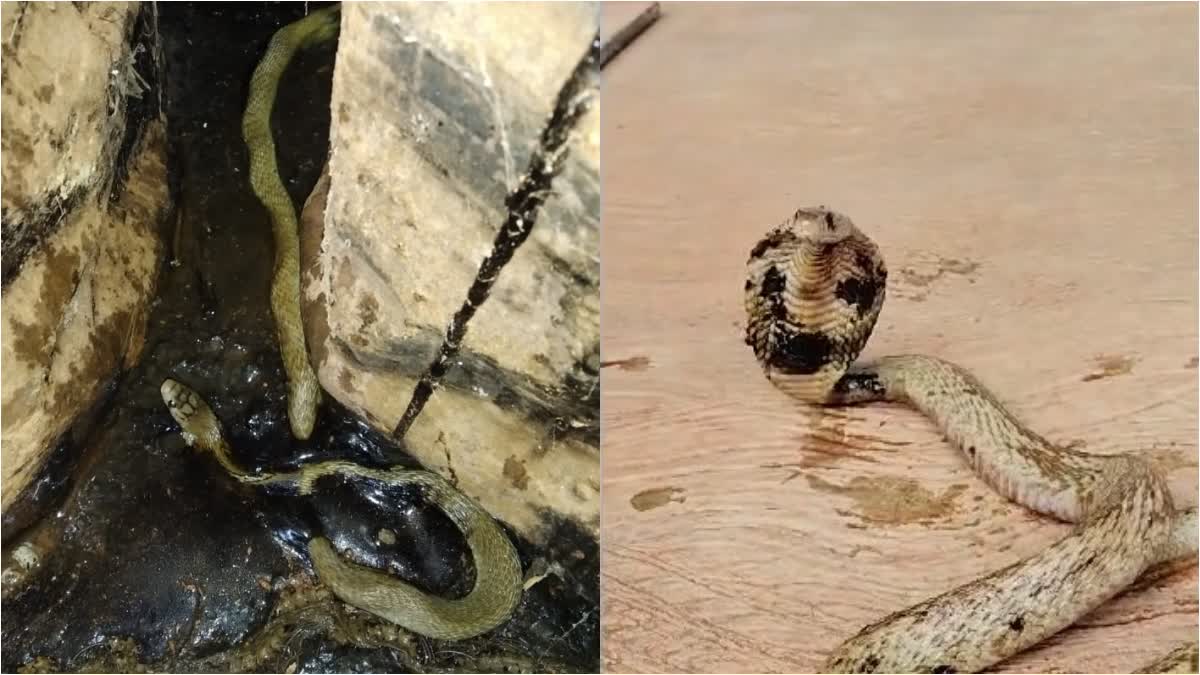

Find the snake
[[743, 206, 1199, 673], [160, 378, 524, 640], [157, 6, 523, 641], [241, 3, 337, 441]]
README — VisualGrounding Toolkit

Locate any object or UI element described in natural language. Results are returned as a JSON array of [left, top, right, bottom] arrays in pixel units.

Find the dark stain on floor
[[1081, 354, 1138, 382], [894, 255, 981, 302], [630, 486, 686, 511], [600, 355, 651, 372]]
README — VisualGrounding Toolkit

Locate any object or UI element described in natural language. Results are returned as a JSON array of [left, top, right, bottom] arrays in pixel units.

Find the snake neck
[[787, 238, 837, 288], [758, 242, 851, 400], [202, 436, 279, 488]]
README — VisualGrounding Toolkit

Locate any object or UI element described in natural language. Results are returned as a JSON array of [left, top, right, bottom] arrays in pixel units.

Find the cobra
[[743, 206, 1198, 673]]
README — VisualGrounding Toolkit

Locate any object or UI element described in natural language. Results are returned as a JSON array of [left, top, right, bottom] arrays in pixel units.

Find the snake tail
[[242, 5, 340, 440]]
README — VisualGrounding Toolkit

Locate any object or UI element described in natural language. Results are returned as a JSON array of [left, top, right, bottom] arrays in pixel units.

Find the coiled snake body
[[160, 380, 523, 640], [744, 207, 1198, 673], [159, 6, 523, 641]]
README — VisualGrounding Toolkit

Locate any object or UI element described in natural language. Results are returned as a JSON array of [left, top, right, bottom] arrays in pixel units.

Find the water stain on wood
[[894, 255, 980, 302], [600, 355, 651, 371], [1081, 354, 1137, 382], [795, 408, 908, 471], [630, 486, 685, 511], [806, 474, 969, 526], [799, 408, 850, 469]]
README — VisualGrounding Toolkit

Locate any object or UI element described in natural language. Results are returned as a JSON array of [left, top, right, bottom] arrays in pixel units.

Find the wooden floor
[[599, 3, 1198, 673]]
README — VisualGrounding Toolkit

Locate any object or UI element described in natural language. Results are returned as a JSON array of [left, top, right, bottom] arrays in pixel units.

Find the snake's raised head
[[786, 205, 859, 245], [161, 378, 224, 454], [744, 207, 888, 403]]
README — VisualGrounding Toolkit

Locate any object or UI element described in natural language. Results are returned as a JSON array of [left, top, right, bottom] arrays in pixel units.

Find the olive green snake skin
[[159, 378, 523, 641], [242, 4, 334, 441], [157, 6, 523, 641], [744, 207, 1198, 673]]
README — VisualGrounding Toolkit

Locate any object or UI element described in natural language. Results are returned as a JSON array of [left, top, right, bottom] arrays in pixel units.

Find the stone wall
[[301, 2, 599, 542], [1, 2, 167, 525]]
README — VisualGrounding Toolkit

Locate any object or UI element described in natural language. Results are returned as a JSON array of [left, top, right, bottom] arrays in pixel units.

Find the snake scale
[[743, 207, 1199, 673], [159, 6, 523, 641]]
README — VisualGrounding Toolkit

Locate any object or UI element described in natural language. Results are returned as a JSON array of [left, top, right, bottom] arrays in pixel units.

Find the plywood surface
[[599, 3, 1199, 673]]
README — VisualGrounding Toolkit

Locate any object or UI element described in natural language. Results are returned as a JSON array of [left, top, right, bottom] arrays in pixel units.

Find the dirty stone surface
[[0, 1, 165, 521], [304, 2, 601, 544], [0, 2, 151, 284], [2, 3, 598, 673]]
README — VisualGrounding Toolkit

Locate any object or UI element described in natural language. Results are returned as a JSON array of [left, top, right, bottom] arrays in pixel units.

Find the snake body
[[241, 5, 338, 441], [744, 207, 1198, 673], [160, 379, 524, 640], [158, 7, 524, 640]]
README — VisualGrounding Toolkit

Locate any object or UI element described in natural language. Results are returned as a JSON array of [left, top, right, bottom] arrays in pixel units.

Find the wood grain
[[599, 3, 1198, 673]]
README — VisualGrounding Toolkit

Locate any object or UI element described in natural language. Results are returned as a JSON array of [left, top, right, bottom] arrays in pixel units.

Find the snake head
[[160, 378, 221, 450], [161, 378, 198, 423], [786, 206, 860, 245]]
